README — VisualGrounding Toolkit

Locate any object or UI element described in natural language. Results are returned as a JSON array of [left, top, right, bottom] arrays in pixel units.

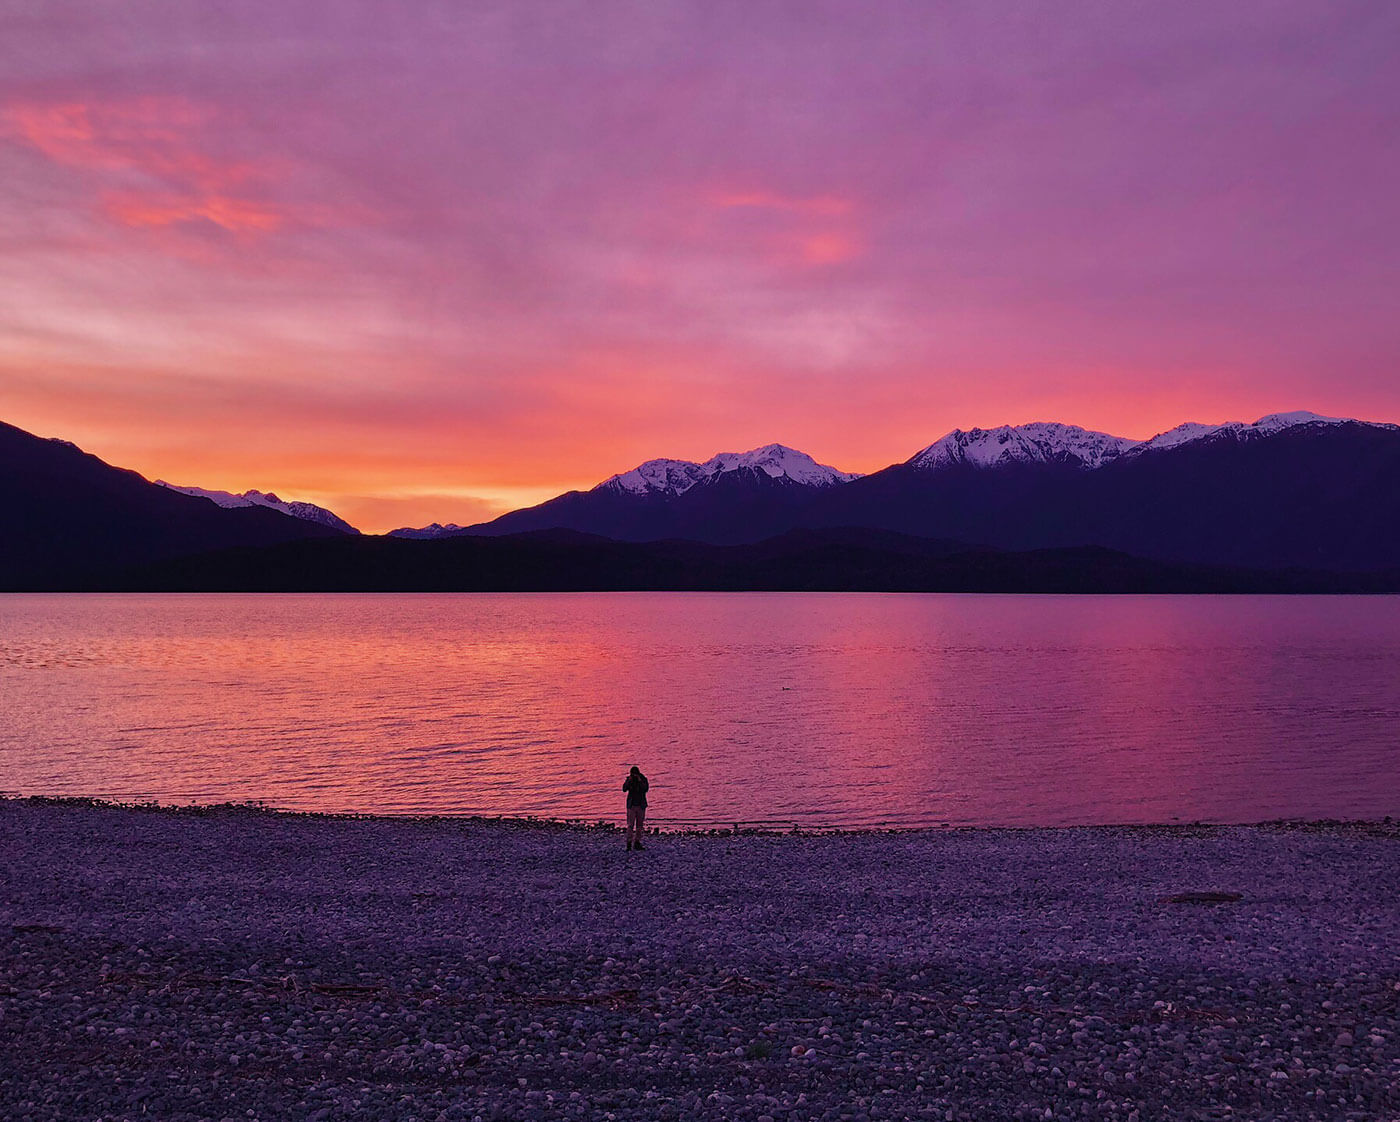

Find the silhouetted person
[[623, 766, 649, 850]]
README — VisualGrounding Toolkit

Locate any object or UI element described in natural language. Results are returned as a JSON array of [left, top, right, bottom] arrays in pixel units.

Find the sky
[[2, 1, 1398, 532]]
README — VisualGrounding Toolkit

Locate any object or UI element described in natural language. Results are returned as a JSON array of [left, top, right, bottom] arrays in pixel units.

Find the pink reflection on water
[[1, 593, 1397, 827]]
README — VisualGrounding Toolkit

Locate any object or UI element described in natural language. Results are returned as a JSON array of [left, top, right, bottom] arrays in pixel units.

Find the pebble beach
[[2, 799, 1398, 1122]]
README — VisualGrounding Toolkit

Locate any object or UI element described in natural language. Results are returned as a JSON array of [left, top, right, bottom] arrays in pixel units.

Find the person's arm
[[622, 777, 630, 792]]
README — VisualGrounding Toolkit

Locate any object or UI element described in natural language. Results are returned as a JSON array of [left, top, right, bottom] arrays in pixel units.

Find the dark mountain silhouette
[[0, 420, 347, 589], [105, 528, 1397, 594], [461, 417, 1400, 572], [470, 465, 841, 544], [805, 421, 1400, 571], [454, 443, 856, 544], [7, 413, 1400, 590]]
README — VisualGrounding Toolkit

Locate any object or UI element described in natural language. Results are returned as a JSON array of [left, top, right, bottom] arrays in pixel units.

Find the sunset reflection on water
[[2, 593, 1397, 827]]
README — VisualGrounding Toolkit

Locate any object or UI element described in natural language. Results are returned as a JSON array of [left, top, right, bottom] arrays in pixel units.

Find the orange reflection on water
[[1, 593, 1398, 828]]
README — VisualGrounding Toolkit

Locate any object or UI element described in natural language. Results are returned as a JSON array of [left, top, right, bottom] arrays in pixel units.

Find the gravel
[[2, 798, 1398, 1121]]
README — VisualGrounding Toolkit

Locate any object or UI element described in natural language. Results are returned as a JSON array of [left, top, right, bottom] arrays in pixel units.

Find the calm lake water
[[2, 593, 1398, 828]]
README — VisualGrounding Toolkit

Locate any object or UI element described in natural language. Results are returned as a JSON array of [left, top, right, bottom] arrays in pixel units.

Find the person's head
[[629, 765, 641, 777]]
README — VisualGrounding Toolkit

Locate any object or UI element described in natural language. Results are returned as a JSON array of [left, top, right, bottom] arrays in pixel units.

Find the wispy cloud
[[707, 188, 864, 268], [713, 190, 854, 217], [0, 1, 1397, 531], [3, 97, 328, 236], [101, 193, 284, 233]]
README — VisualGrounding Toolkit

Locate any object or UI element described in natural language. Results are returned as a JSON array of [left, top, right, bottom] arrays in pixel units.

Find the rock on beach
[[2, 799, 1398, 1121]]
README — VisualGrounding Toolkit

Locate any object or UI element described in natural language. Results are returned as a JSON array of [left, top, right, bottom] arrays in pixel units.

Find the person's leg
[[626, 805, 639, 848], [633, 806, 646, 849]]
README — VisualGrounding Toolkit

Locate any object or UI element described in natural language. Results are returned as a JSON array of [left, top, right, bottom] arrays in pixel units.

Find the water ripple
[[2, 592, 1399, 827]]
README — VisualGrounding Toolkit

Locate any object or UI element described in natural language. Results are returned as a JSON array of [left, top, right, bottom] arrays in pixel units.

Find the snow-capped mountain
[[388, 522, 468, 540], [907, 423, 1138, 472], [465, 443, 861, 543], [8, 408, 1400, 583], [904, 412, 1395, 472], [1131, 410, 1397, 455], [600, 444, 861, 496], [459, 411, 1400, 560], [799, 408, 1400, 571], [156, 483, 359, 535]]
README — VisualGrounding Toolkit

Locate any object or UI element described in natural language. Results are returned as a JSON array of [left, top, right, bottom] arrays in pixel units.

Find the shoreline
[[8, 794, 1400, 837], [5, 799, 1399, 1120]]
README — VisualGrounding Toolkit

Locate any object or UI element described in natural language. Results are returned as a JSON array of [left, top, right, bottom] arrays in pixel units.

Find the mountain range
[[414, 411, 1400, 572], [412, 444, 861, 545], [5, 410, 1399, 590], [155, 482, 360, 534], [0, 419, 342, 588]]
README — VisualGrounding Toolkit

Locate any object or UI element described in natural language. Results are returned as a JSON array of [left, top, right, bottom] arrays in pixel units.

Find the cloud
[[4, 99, 250, 193], [2, 97, 327, 237], [1, 0, 1397, 533], [696, 187, 867, 271], [102, 192, 284, 233], [797, 232, 861, 265], [713, 190, 854, 217], [6, 99, 219, 166]]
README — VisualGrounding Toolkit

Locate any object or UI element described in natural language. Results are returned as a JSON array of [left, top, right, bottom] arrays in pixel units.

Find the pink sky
[[2, 1, 1397, 531]]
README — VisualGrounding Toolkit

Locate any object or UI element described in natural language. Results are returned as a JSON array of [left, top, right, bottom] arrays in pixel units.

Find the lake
[[1, 593, 1397, 827]]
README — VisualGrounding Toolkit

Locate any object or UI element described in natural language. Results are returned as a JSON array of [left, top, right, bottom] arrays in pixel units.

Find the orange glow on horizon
[[5, 360, 1383, 534], [5, 339, 1395, 535], [5, 9, 1398, 538]]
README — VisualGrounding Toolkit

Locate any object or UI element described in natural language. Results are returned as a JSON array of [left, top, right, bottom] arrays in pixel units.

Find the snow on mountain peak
[[156, 482, 359, 534], [906, 411, 1388, 470], [1251, 410, 1348, 433], [600, 444, 861, 496], [601, 459, 711, 496], [1133, 421, 1221, 452], [708, 444, 863, 486], [908, 422, 1137, 472], [1134, 410, 1387, 454]]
